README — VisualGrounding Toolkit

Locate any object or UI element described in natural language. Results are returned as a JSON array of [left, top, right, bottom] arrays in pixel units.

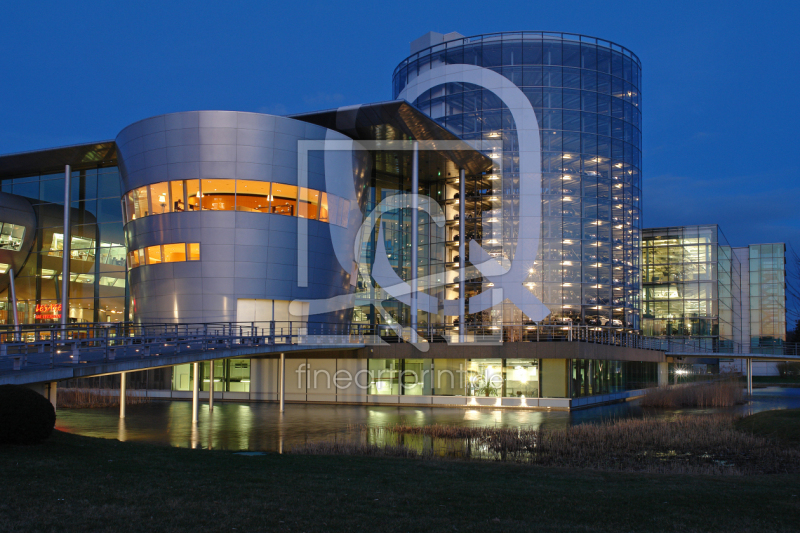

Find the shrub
[[0, 385, 56, 444], [639, 380, 744, 408], [777, 362, 800, 378]]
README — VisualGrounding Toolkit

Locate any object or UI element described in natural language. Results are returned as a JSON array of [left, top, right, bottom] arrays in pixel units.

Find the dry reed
[[640, 380, 744, 408], [292, 415, 800, 475], [57, 388, 151, 409]]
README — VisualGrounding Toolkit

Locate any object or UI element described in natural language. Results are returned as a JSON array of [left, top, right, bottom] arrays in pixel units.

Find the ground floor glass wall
[[571, 359, 657, 398], [172, 359, 251, 393]]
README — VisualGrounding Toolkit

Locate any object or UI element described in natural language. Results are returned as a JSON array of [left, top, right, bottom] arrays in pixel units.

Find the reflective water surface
[[55, 387, 800, 452]]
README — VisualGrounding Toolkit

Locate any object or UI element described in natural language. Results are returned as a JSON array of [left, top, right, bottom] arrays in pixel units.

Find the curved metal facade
[[116, 111, 364, 324], [393, 32, 643, 330]]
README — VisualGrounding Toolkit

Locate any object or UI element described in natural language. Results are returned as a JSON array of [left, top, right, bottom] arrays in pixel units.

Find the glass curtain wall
[[171, 359, 251, 393], [642, 225, 741, 351], [393, 32, 643, 329], [750, 243, 786, 353], [571, 359, 657, 397], [0, 166, 126, 324]]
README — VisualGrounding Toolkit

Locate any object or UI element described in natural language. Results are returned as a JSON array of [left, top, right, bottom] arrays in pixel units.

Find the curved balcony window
[[127, 242, 200, 270], [123, 179, 349, 227]]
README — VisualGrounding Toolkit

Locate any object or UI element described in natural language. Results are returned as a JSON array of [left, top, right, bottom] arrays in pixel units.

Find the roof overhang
[[290, 100, 492, 176], [0, 141, 117, 179]]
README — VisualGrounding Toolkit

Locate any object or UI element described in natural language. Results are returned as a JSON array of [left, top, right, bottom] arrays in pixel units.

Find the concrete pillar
[[119, 371, 126, 419], [279, 353, 285, 413], [746, 358, 753, 395], [658, 362, 669, 387], [208, 361, 214, 411], [47, 382, 57, 411], [410, 141, 419, 344], [458, 168, 465, 343], [192, 362, 199, 423]]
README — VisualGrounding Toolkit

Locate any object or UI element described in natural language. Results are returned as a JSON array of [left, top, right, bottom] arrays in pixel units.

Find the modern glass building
[[0, 143, 126, 326], [0, 30, 790, 407], [642, 225, 741, 352], [393, 31, 642, 330]]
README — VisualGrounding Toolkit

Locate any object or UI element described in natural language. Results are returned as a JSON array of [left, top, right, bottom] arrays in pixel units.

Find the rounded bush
[[0, 385, 56, 444]]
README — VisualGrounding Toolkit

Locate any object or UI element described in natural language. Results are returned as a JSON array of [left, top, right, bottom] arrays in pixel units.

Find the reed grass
[[293, 415, 800, 475], [57, 388, 151, 409], [640, 379, 744, 408]]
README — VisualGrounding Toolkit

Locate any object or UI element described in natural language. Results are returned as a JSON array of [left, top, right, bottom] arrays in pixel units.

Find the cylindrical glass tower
[[393, 32, 642, 330]]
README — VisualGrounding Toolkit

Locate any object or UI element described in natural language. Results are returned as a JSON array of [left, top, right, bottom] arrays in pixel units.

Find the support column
[[279, 353, 286, 413], [746, 358, 753, 395], [657, 362, 668, 387], [208, 361, 214, 411], [119, 371, 127, 419], [410, 141, 419, 344], [61, 164, 71, 335], [9, 268, 19, 341], [192, 362, 199, 423], [458, 168, 465, 343]]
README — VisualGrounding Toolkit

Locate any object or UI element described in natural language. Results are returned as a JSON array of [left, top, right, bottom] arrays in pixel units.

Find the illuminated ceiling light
[[489, 153, 500, 159], [615, 163, 623, 168], [488, 132, 501, 138], [561, 175, 572, 180], [487, 175, 499, 180]]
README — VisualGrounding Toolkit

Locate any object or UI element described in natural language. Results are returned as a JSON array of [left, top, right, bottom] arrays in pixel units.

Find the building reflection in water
[[54, 387, 800, 453]]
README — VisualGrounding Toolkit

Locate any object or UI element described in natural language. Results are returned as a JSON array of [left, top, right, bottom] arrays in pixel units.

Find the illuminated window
[[298, 187, 319, 220], [123, 179, 347, 227], [188, 243, 200, 261], [271, 183, 297, 216], [149, 182, 170, 215], [201, 179, 235, 211], [235, 180, 270, 213], [127, 243, 200, 269], [186, 180, 201, 211], [170, 181, 185, 212], [0, 222, 26, 251], [163, 243, 186, 262], [145, 245, 162, 265]]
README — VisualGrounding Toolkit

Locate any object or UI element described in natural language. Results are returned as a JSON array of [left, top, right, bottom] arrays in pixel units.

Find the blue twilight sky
[[1, 0, 798, 254]]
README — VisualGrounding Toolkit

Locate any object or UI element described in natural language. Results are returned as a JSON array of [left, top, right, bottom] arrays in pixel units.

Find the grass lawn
[[736, 408, 800, 444], [2, 430, 800, 532]]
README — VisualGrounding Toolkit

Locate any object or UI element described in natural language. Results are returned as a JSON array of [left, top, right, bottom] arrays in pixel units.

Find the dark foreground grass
[[2, 431, 800, 532], [736, 408, 800, 444]]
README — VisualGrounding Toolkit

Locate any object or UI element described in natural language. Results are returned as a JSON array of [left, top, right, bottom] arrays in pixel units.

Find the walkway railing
[[1, 321, 795, 374]]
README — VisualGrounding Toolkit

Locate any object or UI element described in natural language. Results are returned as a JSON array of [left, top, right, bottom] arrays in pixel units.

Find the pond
[[54, 387, 800, 452]]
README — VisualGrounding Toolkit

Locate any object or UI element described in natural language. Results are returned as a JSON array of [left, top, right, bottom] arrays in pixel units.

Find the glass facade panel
[[0, 165, 127, 324], [236, 180, 270, 212], [201, 179, 235, 211], [271, 183, 297, 216]]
